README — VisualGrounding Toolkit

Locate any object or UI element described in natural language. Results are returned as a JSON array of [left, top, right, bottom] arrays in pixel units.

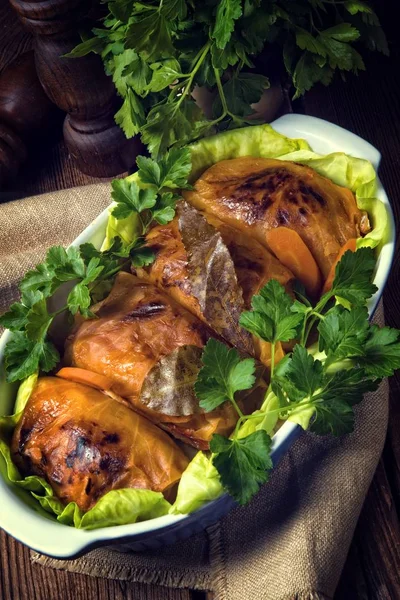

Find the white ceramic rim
[[0, 113, 395, 558]]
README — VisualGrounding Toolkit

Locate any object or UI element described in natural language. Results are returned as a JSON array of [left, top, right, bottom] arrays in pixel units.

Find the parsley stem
[[270, 343, 276, 380], [300, 316, 308, 346], [230, 395, 244, 420], [313, 311, 326, 320], [314, 292, 333, 315], [213, 67, 229, 116], [174, 41, 211, 112], [213, 68, 247, 126], [294, 289, 312, 307], [302, 296, 332, 345], [51, 305, 68, 317]]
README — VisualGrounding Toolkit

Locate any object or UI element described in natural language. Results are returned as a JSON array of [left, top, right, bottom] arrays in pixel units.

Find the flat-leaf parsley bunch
[[195, 248, 400, 505], [0, 149, 192, 382], [67, 0, 387, 156]]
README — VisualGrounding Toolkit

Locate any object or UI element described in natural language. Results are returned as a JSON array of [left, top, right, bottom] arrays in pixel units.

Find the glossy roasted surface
[[65, 272, 209, 402], [137, 203, 292, 365], [11, 377, 189, 511], [64, 272, 239, 449], [184, 157, 365, 278], [139, 206, 294, 313]]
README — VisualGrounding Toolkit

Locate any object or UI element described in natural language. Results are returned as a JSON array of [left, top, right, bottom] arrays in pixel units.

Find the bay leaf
[[140, 345, 203, 416], [178, 202, 254, 355]]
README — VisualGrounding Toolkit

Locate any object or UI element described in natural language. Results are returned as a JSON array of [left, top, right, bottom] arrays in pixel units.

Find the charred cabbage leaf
[[11, 377, 189, 511]]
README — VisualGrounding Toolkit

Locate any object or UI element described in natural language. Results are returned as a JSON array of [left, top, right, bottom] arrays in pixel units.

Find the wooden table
[[1, 0, 400, 598]]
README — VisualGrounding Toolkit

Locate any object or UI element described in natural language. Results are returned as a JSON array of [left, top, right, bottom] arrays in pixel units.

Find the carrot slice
[[265, 227, 322, 297], [56, 367, 114, 391], [322, 238, 357, 295]]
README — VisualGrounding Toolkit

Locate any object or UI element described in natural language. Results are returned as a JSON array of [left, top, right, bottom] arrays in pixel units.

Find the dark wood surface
[[1, 0, 400, 598], [0, 50, 62, 187], [9, 0, 141, 177]]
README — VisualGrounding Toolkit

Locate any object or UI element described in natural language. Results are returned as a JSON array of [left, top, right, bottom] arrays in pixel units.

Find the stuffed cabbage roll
[[64, 272, 209, 400], [64, 272, 248, 449], [183, 157, 370, 278], [11, 377, 189, 511], [134, 202, 293, 364], [135, 203, 294, 312]]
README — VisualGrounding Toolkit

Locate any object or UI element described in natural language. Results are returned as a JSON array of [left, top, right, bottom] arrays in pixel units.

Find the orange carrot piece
[[56, 367, 114, 391], [322, 238, 357, 295], [265, 227, 322, 297]]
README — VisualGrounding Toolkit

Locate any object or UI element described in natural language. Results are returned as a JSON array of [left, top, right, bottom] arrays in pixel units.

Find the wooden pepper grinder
[[9, 0, 142, 177], [0, 50, 61, 190]]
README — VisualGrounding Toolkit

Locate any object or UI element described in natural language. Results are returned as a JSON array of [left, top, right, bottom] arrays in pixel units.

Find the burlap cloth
[[0, 185, 389, 600]]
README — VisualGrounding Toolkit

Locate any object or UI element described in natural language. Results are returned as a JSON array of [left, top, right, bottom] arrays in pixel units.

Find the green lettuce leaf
[[33, 487, 170, 529], [356, 195, 389, 251], [237, 389, 280, 439], [14, 372, 38, 413], [170, 451, 223, 514], [102, 172, 142, 250], [78, 489, 171, 529], [188, 123, 310, 181]]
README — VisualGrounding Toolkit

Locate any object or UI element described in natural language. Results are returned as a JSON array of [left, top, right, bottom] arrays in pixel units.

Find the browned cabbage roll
[[183, 157, 369, 277], [135, 203, 294, 313], [64, 272, 246, 449], [11, 377, 189, 511], [134, 202, 293, 365]]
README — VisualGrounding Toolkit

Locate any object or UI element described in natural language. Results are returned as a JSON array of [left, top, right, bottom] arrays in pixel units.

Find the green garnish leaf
[[152, 192, 179, 225], [212, 0, 243, 50], [25, 298, 53, 342], [357, 325, 400, 378], [310, 396, 355, 436], [215, 72, 270, 118], [126, 11, 174, 60], [130, 246, 157, 268], [276, 345, 324, 401], [67, 283, 92, 317], [111, 179, 158, 219], [65, 1, 385, 153], [137, 147, 192, 189], [328, 247, 378, 306], [309, 369, 379, 435], [114, 88, 145, 138], [321, 368, 379, 407], [210, 430, 272, 505], [318, 305, 369, 362], [3, 332, 59, 383], [240, 280, 303, 344], [195, 338, 256, 412], [0, 303, 30, 331], [20, 262, 56, 297]]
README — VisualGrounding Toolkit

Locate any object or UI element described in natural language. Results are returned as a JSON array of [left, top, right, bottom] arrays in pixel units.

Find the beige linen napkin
[[0, 186, 389, 600]]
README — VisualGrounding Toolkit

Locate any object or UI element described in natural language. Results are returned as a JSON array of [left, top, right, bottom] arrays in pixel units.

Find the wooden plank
[[0, 530, 194, 600]]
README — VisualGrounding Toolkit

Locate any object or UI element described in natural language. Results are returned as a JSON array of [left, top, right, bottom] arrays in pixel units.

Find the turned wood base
[[8, 0, 141, 178]]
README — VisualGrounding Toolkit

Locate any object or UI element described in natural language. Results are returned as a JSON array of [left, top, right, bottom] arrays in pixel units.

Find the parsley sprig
[[0, 149, 191, 383], [66, 0, 386, 156], [196, 248, 400, 505]]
